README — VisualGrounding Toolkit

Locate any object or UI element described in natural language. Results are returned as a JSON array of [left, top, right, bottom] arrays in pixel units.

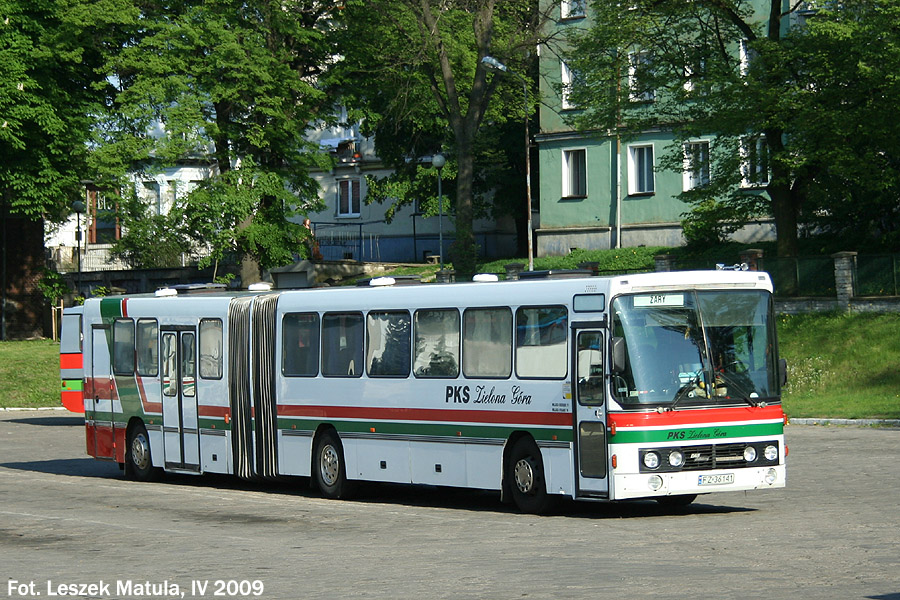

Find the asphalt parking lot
[[1, 411, 898, 600]]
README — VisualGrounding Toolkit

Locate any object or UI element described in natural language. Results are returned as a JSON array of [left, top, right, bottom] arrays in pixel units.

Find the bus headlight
[[743, 446, 757, 462], [648, 475, 663, 491], [764, 468, 778, 485], [764, 445, 779, 461], [668, 450, 684, 468], [643, 451, 660, 470]]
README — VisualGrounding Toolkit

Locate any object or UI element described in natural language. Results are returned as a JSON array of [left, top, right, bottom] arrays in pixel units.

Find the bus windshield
[[611, 290, 779, 408]]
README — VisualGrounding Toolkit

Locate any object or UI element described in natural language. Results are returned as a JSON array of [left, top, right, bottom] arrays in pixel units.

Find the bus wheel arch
[[124, 419, 161, 482], [503, 433, 555, 514], [312, 426, 356, 500]]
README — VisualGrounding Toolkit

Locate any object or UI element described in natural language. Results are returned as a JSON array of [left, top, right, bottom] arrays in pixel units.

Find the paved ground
[[1, 411, 898, 600]]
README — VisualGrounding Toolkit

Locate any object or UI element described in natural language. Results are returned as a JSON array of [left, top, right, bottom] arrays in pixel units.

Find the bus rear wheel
[[314, 430, 355, 500], [125, 423, 160, 482], [508, 437, 554, 514]]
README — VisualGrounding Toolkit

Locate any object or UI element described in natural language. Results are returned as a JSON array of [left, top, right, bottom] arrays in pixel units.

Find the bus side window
[[366, 311, 410, 378], [414, 309, 460, 378], [199, 318, 223, 379], [136, 319, 158, 377], [463, 307, 511, 378], [113, 318, 135, 376], [515, 306, 568, 379], [283, 313, 320, 377], [322, 312, 364, 378]]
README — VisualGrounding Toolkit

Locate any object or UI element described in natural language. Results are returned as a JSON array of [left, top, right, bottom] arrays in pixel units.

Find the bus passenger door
[[572, 328, 609, 497], [161, 329, 200, 471], [89, 325, 115, 459]]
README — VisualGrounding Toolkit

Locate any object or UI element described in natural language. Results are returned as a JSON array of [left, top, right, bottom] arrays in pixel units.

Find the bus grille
[[682, 443, 747, 471]]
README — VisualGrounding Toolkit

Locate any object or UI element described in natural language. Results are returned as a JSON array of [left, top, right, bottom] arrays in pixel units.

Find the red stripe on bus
[[277, 404, 572, 427], [61, 391, 84, 413], [609, 404, 784, 428], [60, 353, 83, 370]]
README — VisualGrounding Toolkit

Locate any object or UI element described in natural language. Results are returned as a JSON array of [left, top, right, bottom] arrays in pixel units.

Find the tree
[[0, 0, 131, 337], [329, 0, 553, 274], [564, 0, 900, 256], [95, 0, 335, 283]]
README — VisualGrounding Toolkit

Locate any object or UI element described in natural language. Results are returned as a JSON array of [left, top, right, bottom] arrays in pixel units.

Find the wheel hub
[[514, 457, 535, 494], [131, 433, 150, 471], [320, 444, 339, 486]]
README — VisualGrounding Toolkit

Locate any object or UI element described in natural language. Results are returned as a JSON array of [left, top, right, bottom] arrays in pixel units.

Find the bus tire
[[656, 494, 697, 508], [125, 423, 161, 482], [508, 437, 554, 514], [314, 430, 355, 500]]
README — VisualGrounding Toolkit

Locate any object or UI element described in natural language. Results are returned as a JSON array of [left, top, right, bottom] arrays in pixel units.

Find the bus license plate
[[698, 473, 734, 486]]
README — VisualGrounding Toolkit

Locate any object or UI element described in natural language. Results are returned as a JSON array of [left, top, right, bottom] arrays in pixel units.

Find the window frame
[[337, 178, 362, 218], [627, 143, 655, 195], [113, 318, 135, 376], [366, 310, 412, 378], [413, 308, 461, 379], [562, 148, 587, 198], [282, 312, 321, 378], [514, 305, 569, 380], [683, 140, 711, 191], [321, 312, 365, 378], [741, 134, 770, 188], [198, 318, 224, 380], [136, 318, 159, 377], [462, 307, 513, 379], [628, 50, 655, 102]]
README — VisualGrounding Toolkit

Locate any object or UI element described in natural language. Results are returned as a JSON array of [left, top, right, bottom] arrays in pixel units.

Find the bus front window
[[611, 290, 779, 408]]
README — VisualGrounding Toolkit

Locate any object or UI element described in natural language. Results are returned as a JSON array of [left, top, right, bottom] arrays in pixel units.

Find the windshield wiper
[[716, 371, 759, 407]]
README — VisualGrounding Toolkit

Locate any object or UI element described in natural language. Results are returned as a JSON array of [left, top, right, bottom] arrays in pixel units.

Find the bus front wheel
[[314, 430, 355, 500], [508, 437, 554, 514], [125, 423, 160, 482]]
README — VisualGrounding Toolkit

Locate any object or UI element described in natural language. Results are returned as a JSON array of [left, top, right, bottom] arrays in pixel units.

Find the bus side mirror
[[779, 358, 788, 387], [611, 337, 627, 374]]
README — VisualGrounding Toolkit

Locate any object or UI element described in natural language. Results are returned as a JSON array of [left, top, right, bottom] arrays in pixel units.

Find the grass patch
[[779, 312, 900, 419], [0, 339, 61, 409]]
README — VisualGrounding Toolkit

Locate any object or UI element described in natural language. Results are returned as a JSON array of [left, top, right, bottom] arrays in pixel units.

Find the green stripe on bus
[[610, 422, 783, 444], [61, 379, 83, 391], [276, 417, 573, 443], [100, 298, 123, 320]]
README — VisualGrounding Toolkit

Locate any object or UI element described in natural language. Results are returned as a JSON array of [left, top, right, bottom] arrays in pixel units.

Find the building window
[[561, 0, 586, 20], [338, 179, 361, 217], [628, 51, 655, 102], [561, 60, 580, 109], [562, 148, 587, 198], [741, 135, 769, 187], [627, 144, 655, 195], [683, 141, 711, 191], [740, 39, 758, 78], [87, 188, 120, 244]]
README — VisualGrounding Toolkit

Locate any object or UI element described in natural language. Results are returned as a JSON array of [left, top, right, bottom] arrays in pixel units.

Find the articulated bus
[[60, 269, 787, 513]]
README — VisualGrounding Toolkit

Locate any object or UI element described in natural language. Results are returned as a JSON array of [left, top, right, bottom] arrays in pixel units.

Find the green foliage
[[94, 0, 334, 276], [0, 340, 61, 408], [110, 192, 190, 268], [0, 0, 130, 222], [330, 0, 552, 274], [36, 268, 70, 304], [778, 312, 900, 419], [564, 0, 900, 256]]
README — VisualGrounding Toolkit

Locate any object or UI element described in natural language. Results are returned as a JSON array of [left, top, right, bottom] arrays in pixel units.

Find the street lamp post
[[432, 153, 446, 271], [72, 199, 86, 296], [481, 56, 534, 271]]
